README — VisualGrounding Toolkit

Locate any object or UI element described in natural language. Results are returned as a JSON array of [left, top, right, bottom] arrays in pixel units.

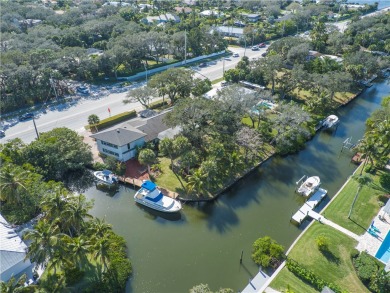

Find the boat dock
[[291, 188, 327, 224]]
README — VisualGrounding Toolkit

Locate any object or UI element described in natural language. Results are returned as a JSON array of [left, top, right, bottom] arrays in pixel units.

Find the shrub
[[286, 259, 342, 293], [353, 251, 379, 284], [315, 235, 330, 252], [88, 110, 137, 131], [350, 248, 360, 260], [379, 173, 390, 191], [149, 99, 169, 110], [251, 236, 285, 268], [92, 162, 107, 171]]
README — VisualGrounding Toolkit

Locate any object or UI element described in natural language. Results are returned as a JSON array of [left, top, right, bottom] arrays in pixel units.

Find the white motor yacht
[[322, 115, 339, 129], [134, 180, 182, 213], [93, 170, 118, 185], [297, 176, 321, 197]]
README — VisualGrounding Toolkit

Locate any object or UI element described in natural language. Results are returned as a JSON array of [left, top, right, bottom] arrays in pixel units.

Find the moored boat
[[134, 180, 182, 213], [322, 115, 339, 129], [297, 176, 321, 197], [93, 170, 118, 185]]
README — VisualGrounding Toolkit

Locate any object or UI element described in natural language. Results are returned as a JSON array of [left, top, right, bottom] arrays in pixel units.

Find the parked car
[[199, 62, 207, 68], [258, 43, 266, 48], [19, 113, 34, 121], [76, 86, 90, 94], [221, 81, 228, 87], [232, 53, 239, 57], [0, 130, 5, 138], [251, 46, 259, 51], [261, 52, 267, 57]]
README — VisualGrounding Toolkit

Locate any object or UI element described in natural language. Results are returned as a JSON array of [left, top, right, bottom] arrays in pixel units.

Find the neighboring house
[[18, 19, 42, 28], [174, 6, 192, 14], [216, 26, 244, 38], [102, 1, 132, 7], [142, 13, 180, 25], [240, 13, 260, 22], [0, 214, 31, 282], [90, 110, 174, 161], [138, 3, 154, 11], [200, 10, 224, 17]]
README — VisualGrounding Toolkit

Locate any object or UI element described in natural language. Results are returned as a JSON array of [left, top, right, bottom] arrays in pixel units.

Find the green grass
[[154, 157, 186, 193], [212, 77, 224, 84], [271, 223, 368, 293], [323, 170, 384, 235]]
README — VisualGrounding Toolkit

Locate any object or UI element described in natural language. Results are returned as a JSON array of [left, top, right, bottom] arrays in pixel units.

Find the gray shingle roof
[[90, 126, 146, 147]]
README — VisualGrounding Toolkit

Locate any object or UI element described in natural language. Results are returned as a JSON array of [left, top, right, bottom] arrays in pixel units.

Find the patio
[[356, 203, 390, 259]]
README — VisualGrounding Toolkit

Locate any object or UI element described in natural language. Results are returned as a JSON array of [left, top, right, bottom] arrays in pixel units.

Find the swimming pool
[[375, 231, 390, 264]]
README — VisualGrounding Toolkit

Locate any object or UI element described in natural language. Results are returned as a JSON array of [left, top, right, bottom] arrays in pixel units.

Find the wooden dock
[[291, 188, 327, 224]]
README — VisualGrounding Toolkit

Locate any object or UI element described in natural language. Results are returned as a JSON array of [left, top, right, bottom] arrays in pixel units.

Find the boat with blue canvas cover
[[134, 180, 182, 213], [93, 170, 118, 185]]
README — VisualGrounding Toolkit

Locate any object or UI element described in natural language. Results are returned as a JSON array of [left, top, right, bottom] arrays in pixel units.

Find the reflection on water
[[96, 183, 121, 197], [64, 170, 95, 193], [135, 203, 184, 222]]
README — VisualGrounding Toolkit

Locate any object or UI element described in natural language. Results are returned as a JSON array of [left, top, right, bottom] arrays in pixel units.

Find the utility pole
[[50, 75, 58, 100], [143, 61, 148, 84], [32, 117, 39, 140], [184, 29, 187, 65], [223, 58, 225, 75]]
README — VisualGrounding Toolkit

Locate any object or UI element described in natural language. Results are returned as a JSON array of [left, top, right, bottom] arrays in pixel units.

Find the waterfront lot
[[271, 223, 369, 293]]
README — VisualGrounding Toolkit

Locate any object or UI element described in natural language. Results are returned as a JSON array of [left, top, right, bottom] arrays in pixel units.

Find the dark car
[[76, 86, 90, 94], [19, 113, 34, 121], [199, 62, 207, 68], [0, 130, 5, 138], [261, 52, 267, 57]]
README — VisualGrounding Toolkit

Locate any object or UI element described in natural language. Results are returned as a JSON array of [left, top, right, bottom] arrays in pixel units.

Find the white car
[[232, 53, 239, 57]]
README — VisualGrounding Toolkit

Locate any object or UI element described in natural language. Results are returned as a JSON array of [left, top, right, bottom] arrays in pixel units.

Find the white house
[[90, 110, 174, 161], [216, 26, 244, 38], [142, 13, 180, 25], [200, 10, 224, 17], [0, 214, 31, 282]]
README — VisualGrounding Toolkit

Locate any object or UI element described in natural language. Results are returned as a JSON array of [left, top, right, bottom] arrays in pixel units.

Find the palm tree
[[138, 148, 156, 174], [61, 194, 93, 237], [356, 136, 377, 174], [93, 237, 111, 274], [23, 220, 62, 270], [41, 187, 71, 224], [88, 114, 100, 133], [186, 169, 206, 196], [0, 163, 29, 204], [67, 235, 92, 269], [348, 174, 373, 219], [87, 218, 112, 239]]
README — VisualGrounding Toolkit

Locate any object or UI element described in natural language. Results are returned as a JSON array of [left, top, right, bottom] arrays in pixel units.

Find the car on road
[[19, 113, 34, 121], [261, 52, 267, 57], [199, 62, 207, 68], [0, 130, 5, 138], [232, 53, 239, 57], [258, 43, 266, 48], [76, 86, 90, 95], [251, 46, 259, 51]]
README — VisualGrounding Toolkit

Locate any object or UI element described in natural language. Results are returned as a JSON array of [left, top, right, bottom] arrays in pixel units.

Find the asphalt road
[[1, 46, 268, 144]]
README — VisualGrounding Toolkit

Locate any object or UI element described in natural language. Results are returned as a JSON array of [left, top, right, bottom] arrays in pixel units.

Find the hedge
[[286, 259, 344, 293], [88, 110, 136, 131], [149, 99, 169, 110]]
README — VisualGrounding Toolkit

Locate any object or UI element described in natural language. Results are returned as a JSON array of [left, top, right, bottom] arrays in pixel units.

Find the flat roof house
[[142, 13, 180, 25], [90, 110, 174, 161], [0, 214, 31, 282], [216, 26, 244, 38]]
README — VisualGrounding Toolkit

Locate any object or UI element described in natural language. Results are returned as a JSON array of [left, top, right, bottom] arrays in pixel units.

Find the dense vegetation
[[0, 128, 131, 291]]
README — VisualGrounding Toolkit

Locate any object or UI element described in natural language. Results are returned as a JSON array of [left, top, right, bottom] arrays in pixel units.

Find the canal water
[[84, 79, 389, 293]]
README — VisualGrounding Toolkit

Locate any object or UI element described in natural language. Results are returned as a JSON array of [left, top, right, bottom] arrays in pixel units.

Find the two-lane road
[[1, 46, 268, 144]]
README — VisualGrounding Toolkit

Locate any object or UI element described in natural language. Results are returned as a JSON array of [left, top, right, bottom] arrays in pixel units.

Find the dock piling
[[240, 250, 243, 264]]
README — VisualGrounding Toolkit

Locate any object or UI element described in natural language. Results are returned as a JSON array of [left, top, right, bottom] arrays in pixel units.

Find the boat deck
[[291, 188, 327, 224]]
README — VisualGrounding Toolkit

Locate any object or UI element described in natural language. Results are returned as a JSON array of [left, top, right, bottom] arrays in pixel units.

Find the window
[[101, 141, 118, 149], [102, 148, 119, 157]]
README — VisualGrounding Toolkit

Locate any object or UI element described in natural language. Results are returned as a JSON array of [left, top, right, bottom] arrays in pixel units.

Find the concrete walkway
[[241, 268, 270, 293], [308, 211, 361, 241]]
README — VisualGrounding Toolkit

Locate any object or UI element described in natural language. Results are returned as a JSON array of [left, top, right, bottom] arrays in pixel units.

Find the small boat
[[134, 180, 182, 213], [93, 170, 118, 185], [297, 176, 321, 197], [322, 115, 339, 129]]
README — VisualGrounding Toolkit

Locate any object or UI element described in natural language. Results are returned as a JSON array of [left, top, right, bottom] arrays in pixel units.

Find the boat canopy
[[102, 170, 113, 176], [141, 180, 157, 191]]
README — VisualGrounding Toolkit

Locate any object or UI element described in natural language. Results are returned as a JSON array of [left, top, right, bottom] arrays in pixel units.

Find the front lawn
[[154, 157, 186, 193], [271, 223, 368, 293], [323, 170, 384, 235]]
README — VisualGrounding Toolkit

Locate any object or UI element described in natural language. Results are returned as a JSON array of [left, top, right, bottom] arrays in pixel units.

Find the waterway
[[83, 78, 390, 293], [348, 0, 390, 10]]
